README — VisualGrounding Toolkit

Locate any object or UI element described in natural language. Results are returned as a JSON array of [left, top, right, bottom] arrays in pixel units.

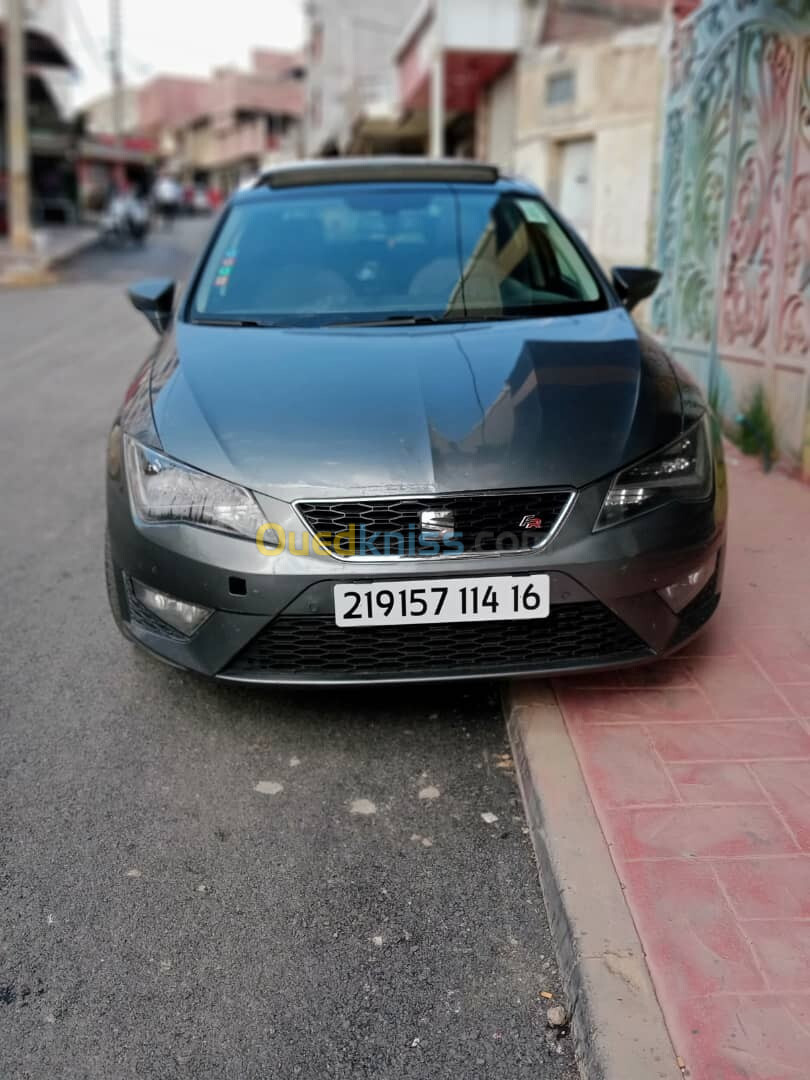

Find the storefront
[[0, 23, 76, 233]]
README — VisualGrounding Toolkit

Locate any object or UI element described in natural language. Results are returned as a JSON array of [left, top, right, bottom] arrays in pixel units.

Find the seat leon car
[[105, 158, 726, 685]]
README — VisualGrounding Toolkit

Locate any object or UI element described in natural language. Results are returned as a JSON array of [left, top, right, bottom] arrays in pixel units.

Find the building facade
[[305, 0, 422, 156], [653, 0, 810, 474], [389, 0, 666, 270], [510, 19, 665, 271], [395, 0, 524, 158], [82, 86, 141, 139], [137, 75, 211, 153], [170, 55, 304, 190], [0, 3, 78, 230], [473, 0, 668, 274], [138, 52, 304, 192]]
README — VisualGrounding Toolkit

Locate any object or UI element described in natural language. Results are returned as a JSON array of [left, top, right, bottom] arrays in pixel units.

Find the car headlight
[[595, 414, 714, 531], [123, 435, 265, 540]]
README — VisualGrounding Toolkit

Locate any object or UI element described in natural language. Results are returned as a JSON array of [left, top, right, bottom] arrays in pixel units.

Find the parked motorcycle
[[99, 193, 150, 247]]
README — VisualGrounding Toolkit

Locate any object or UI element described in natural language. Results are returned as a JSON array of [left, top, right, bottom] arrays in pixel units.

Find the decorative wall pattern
[[779, 39, 810, 357], [651, 109, 684, 335], [720, 31, 794, 352], [675, 37, 736, 345], [655, 0, 810, 459]]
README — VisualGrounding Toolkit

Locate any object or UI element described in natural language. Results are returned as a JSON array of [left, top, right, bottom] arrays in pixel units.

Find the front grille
[[671, 571, 720, 646], [223, 602, 650, 680], [295, 490, 574, 558]]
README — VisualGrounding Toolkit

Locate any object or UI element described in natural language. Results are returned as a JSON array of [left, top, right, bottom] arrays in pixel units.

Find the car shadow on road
[[132, 643, 504, 737]]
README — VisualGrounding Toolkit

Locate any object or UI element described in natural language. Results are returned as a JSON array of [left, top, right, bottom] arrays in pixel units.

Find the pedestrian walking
[[153, 173, 181, 230]]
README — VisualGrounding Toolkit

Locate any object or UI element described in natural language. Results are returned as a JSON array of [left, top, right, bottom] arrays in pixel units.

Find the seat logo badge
[[519, 515, 544, 530], [420, 509, 455, 544]]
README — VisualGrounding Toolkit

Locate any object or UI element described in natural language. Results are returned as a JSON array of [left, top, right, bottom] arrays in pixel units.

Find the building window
[[546, 71, 575, 106]]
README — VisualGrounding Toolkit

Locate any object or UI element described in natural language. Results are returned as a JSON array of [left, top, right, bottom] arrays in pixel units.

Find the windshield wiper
[[327, 313, 536, 328], [454, 312, 550, 322], [194, 312, 540, 330], [327, 314, 445, 328], [191, 317, 278, 328]]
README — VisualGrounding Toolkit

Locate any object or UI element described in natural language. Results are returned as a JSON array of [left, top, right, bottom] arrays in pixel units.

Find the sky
[[65, 0, 305, 104]]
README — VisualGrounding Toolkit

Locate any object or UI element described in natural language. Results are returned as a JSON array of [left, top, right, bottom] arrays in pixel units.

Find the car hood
[[150, 308, 684, 501]]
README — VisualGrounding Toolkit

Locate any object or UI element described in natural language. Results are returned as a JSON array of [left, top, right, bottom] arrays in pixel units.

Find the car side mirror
[[128, 278, 176, 334], [611, 266, 661, 312]]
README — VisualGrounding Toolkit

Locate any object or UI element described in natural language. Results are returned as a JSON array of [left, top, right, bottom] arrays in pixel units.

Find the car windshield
[[190, 186, 606, 327]]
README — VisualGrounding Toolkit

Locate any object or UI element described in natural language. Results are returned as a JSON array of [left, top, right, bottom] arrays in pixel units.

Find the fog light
[[132, 579, 212, 635], [658, 556, 716, 613]]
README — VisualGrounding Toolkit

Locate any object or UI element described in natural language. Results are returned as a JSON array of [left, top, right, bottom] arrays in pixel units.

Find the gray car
[[105, 158, 726, 684]]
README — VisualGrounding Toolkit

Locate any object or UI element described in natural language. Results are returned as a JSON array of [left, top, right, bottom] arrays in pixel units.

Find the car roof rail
[[254, 157, 500, 189]]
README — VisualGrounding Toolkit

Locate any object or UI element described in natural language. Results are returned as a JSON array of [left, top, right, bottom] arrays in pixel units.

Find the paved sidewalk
[[0, 225, 97, 285], [556, 450, 810, 1079]]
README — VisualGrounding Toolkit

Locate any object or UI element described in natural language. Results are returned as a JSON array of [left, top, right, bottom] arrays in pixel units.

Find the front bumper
[[106, 466, 727, 685]]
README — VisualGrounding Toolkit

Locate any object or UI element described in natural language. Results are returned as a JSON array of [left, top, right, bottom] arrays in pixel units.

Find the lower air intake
[[223, 602, 651, 680]]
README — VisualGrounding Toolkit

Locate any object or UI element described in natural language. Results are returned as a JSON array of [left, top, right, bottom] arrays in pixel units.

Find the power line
[[108, 0, 124, 145], [65, 0, 108, 71], [68, 0, 153, 90]]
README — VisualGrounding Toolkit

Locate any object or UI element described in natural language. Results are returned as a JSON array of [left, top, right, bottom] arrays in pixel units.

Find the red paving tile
[[714, 856, 810, 918], [740, 625, 810, 684], [685, 655, 795, 719], [751, 762, 810, 850], [668, 762, 765, 804], [605, 804, 797, 860], [556, 685, 714, 724], [672, 995, 810, 1080], [553, 459, 810, 1079], [620, 860, 765, 998], [778, 683, 810, 718], [725, 595, 810, 633], [648, 719, 810, 762], [675, 620, 740, 656], [571, 724, 678, 807], [563, 658, 697, 689], [744, 921, 810, 991]]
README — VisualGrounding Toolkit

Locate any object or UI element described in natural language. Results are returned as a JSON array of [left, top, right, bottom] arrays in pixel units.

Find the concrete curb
[[0, 230, 99, 286], [504, 681, 681, 1080], [46, 232, 100, 269]]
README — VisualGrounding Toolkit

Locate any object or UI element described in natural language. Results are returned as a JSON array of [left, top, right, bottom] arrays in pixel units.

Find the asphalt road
[[0, 219, 578, 1080]]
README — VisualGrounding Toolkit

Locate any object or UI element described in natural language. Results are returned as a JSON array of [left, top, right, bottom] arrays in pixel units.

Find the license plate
[[334, 574, 550, 627]]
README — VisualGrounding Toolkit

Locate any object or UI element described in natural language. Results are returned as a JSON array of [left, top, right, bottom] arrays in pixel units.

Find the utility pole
[[108, 0, 124, 180], [4, 0, 33, 251], [429, 50, 445, 158], [428, 0, 445, 158]]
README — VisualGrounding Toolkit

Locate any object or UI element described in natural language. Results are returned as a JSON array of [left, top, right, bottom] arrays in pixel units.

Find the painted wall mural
[[655, 0, 810, 463], [676, 36, 735, 346], [779, 39, 810, 358], [721, 31, 793, 352]]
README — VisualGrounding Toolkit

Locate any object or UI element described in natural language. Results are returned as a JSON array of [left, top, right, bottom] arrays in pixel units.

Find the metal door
[[558, 137, 595, 245]]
